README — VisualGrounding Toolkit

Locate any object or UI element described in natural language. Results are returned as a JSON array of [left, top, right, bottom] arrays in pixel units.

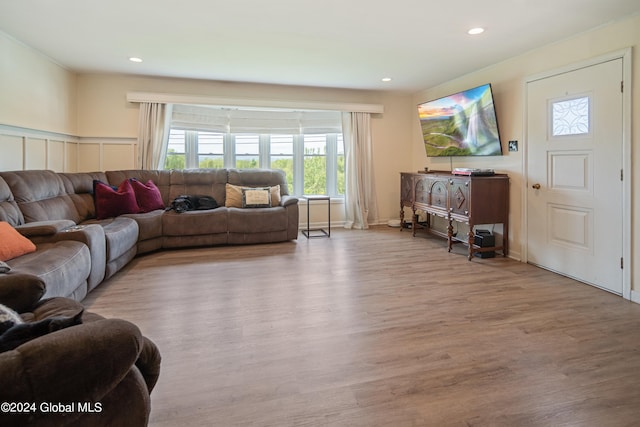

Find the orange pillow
[[0, 221, 37, 261]]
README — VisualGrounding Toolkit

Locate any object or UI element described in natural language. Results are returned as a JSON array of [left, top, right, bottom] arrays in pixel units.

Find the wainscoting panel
[[0, 125, 82, 172], [65, 142, 78, 173], [1, 125, 138, 172], [103, 143, 136, 171], [77, 143, 102, 172], [25, 137, 47, 170], [0, 133, 23, 171], [76, 139, 137, 172], [48, 140, 65, 172]]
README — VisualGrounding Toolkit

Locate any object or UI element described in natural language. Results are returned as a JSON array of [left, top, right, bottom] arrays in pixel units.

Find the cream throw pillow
[[225, 184, 281, 208]]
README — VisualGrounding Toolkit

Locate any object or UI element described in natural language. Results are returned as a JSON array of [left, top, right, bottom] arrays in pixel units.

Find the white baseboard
[[631, 290, 640, 304]]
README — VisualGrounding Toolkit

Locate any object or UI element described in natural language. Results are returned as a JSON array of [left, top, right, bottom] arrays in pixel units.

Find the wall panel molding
[[0, 124, 137, 172]]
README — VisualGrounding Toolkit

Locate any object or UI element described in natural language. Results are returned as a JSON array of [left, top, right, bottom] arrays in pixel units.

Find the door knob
[[532, 183, 541, 189]]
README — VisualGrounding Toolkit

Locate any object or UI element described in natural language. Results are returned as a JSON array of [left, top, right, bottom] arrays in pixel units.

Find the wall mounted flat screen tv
[[418, 83, 503, 157]]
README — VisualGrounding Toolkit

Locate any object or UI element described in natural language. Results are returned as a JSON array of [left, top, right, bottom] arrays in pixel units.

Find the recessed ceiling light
[[129, 57, 143, 63], [467, 27, 485, 35], [381, 77, 392, 82]]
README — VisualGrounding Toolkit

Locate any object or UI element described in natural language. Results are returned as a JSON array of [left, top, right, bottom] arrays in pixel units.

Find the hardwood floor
[[83, 226, 640, 426]]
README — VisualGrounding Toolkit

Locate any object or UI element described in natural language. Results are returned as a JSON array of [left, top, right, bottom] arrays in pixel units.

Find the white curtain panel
[[137, 102, 172, 169], [342, 112, 378, 229]]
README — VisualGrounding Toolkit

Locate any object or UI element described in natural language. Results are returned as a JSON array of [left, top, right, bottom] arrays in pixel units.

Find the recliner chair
[[0, 276, 161, 427]]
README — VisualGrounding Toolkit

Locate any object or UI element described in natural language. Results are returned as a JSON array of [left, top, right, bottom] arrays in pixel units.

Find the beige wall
[[0, 32, 79, 172], [76, 73, 414, 224], [412, 15, 640, 292], [0, 32, 76, 135]]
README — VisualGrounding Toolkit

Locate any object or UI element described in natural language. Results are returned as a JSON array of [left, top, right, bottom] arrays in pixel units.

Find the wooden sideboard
[[400, 171, 509, 260]]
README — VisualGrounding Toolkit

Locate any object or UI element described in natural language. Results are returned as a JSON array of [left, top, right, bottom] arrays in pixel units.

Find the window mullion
[[186, 131, 198, 168], [224, 134, 235, 168], [259, 134, 270, 168], [293, 134, 304, 196], [326, 134, 337, 197]]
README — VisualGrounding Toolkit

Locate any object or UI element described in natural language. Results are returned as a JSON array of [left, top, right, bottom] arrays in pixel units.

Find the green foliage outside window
[[236, 159, 259, 169], [199, 158, 224, 168], [337, 155, 345, 195], [272, 158, 294, 194], [304, 155, 327, 195], [164, 151, 185, 170]]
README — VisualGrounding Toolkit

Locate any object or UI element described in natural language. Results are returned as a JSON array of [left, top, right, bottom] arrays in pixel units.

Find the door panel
[[527, 58, 623, 294], [549, 152, 591, 192], [547, 204, 591, 250]]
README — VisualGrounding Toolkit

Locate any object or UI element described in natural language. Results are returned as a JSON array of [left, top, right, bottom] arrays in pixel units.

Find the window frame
[[166, 128, 344, 198]]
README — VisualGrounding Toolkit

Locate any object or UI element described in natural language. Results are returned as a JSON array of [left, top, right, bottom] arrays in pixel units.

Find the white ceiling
[[1, 0, 639, 93]]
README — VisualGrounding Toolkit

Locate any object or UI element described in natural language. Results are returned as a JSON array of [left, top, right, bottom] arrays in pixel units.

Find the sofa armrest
[[49, 224, 107, 290], [281, 195, 299, 207], [15, 220, 76, 238], [0, 273, 46, 313], [18, 223, 106, 291], [0, 319, 144, 425]]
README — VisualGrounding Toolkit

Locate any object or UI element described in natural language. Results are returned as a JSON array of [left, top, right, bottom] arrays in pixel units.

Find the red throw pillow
[[130, 179, 165, 213], [93, 179, 140, 220], [0, 221, 37, 261]]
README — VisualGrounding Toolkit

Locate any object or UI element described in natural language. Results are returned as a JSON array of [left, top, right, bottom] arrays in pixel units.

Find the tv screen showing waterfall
[[417, 83, 503, 157]]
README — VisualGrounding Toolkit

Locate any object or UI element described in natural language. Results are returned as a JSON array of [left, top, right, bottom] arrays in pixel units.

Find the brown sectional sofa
[[0, 168, 299, 302]]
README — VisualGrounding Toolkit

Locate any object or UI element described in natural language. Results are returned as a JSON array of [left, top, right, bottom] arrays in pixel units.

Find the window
[[234, 134, 260, 168], [304, 134, 326, 195], [165, 129, 186, 169], [164, 128, 344, 197], [270, 134, 294, 193], [552, 96, 590, 137], [198, 132, 224, 168]]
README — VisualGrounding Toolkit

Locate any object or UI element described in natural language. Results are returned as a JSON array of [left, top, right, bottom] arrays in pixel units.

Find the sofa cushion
[[0, 222, 36, 261], [0, 176, 24, 227], [122, 210, 163, 243], [6, 241, 91, 300], [94, 180, 140, 220], [95, 217, 139, 263], [0, 170, 81, 224], [162, 208, 228, 236], [130, 179, 165, 213], [168, 169, 228, 206], [227, 206, 288, 233], [227, 168, 290, 196], [0, 273, 45, 313], [59, 172, 109, 222]]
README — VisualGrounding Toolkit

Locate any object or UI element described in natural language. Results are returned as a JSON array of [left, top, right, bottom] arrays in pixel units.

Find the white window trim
[[127, 92, 384, 114], [167, 129, 344, 197]]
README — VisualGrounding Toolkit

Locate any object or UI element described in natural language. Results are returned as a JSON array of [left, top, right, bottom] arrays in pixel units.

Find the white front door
[[526, 58, 623, 295]]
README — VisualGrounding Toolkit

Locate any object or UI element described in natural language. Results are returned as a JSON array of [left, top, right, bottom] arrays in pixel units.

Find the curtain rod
[[126, 92, 384, 114]]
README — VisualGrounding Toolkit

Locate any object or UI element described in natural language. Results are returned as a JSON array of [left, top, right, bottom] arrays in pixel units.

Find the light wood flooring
[[83, 226, 640, 426]]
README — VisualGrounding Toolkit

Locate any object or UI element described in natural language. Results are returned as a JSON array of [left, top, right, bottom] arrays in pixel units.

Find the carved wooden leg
[[399, 206, 404, 232], [503, 222, 509, 257], [412, 210, 418, 237], [468, 229, 475, 261], [447, 218, 453, 252]]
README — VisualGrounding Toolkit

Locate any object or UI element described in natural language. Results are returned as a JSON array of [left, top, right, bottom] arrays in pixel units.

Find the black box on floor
[[474, 230, 495, 258]]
